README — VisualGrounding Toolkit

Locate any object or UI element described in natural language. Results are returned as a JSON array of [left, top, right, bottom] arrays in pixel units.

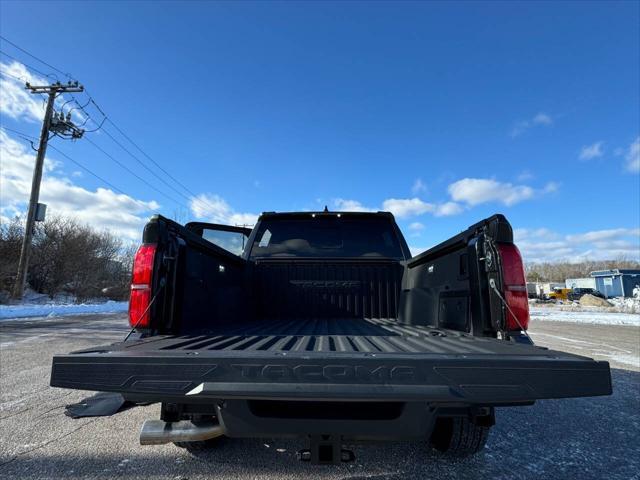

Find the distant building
[[565, 277, 597, 290], [526, 282, 538, 297], [527, 282, 564, 298], [589, 269, 640, 298]]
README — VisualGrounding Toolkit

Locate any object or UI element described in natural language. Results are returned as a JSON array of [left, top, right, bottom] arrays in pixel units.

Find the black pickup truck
[[51, 211, 611, 464]]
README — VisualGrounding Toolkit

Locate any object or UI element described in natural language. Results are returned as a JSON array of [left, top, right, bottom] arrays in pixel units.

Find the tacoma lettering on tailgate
[[230, 364, 417, 382]]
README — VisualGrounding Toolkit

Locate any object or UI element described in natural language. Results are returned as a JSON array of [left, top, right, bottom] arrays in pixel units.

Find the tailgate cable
[[489, 278, 533, 343], [123, 279, 165, 342]]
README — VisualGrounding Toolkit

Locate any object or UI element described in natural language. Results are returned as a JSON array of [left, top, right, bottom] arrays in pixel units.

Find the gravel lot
[[1, 314, 638, 480]]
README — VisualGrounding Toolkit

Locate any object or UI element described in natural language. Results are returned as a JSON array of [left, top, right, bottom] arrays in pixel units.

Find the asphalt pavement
[[1, 313, 638, 480]]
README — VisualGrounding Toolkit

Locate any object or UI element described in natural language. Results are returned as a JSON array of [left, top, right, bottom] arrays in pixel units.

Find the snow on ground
[[530, 296, 639, 314], [0, 301, 128, 320], [608, 296, 640, 314], [530, 306, 640, 327]]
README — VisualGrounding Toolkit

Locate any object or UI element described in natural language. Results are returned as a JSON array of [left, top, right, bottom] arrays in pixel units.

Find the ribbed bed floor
[[99, 318, 552, 356]]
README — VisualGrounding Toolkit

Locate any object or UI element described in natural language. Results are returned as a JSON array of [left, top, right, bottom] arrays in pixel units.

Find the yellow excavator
[[547, 287, 572, 301]]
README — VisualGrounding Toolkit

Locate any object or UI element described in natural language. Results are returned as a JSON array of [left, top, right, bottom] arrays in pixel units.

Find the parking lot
[[1, 313, 639, 480]]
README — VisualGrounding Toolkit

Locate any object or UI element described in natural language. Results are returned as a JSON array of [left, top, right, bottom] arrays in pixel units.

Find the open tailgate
[[51, 325, 612, 404]]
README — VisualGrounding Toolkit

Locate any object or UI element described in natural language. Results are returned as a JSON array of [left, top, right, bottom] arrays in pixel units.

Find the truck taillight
[[496, 243, 529, 331], [129, 244, 156, 329]]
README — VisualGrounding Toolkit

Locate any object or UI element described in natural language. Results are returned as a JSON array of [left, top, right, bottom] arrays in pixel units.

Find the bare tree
[[0, 216, 24, 296], [1, 215, 135, 303]]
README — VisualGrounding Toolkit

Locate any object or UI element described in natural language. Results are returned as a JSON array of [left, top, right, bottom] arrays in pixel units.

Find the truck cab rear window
[[249, 217, 404, 259]]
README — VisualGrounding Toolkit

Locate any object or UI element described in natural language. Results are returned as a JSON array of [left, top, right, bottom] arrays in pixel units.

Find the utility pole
[[11, 81, 84, 299]]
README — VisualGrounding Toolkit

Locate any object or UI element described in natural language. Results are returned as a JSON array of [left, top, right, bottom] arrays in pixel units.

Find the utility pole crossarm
[[25, 81, 84, 94]]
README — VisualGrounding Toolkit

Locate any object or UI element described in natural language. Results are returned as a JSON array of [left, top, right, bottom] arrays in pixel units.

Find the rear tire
[[429, 416, 490, 457]]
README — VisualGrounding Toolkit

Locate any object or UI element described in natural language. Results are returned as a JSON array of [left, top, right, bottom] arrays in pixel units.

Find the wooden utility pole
[[11, 81, 84, 299]]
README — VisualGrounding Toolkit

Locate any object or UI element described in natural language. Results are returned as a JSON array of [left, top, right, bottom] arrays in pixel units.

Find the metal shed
[[565, 277, 597, 290], [590, 269, 640, 298]]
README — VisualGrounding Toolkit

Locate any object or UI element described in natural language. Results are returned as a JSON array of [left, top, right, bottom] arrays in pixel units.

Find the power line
[[0, 69, 27, 82], [102, 121, 225, 215], [0, 35, 75, 81], [1, 126, 38, 143], [0, 49, 58, 81], [2, 37, 194, 191], [100, 127, 197, 204], [0, 70, 49, 105], [0, 39, 103, 131], [3, 125, 190, 211], [83, 136, 189, 208], [64, 95, 105, 129], [48, 144, 129, 196], [105, 118, 196, 197], [2, 126, 129, 197], [82, 116, 107, 133], [1, 36, 109, 132], [1, 36, 219, 216]]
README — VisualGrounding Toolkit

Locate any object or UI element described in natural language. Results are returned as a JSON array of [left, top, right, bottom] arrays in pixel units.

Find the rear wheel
[[429, 416, 491, 456]]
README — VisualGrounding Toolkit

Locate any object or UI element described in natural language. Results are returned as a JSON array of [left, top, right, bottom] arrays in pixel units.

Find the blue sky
[[1, 1, 639, 261]]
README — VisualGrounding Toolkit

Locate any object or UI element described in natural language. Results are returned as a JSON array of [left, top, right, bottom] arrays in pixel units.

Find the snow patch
[[529, 296, 639, 314], [0, 301, 128, 320], [530, 306, 640, 327]]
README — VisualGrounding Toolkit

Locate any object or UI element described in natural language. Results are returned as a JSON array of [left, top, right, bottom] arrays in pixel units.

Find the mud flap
[[65, 392, 149, 418]]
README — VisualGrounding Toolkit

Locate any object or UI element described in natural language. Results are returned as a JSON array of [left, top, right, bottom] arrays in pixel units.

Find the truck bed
[[103, 317, 536, 354], [51, 318, 612, 404]]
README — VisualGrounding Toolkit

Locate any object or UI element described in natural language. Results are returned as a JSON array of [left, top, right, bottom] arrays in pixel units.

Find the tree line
[[0, 216, 136, 303], [525, 258, 640, 283]]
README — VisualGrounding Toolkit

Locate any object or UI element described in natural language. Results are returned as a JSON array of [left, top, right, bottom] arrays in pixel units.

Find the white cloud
[[448, 178, 536, 206], [434, 201, 463, 217], [408, 222, 425, 231], [189, 193, 258, 226], [542, 181, 560, 193], [566, 228, 640, 244], [381, 198, 434, 218], [517, 170, 534, 181], [510, 112, 553, 137], [411, 178, 427, 195], [579, 141, 604, 160], [513, 228, 559, 242], [0, 130, 158, 240], [516, 227, 640, 263], [0, 61, 47, 122], [332, 198, 375, 212], [334, 197, 463, 219], [532, 113, 552, 125], [0, 61, 86, 126], [624, 137, 639, 173]]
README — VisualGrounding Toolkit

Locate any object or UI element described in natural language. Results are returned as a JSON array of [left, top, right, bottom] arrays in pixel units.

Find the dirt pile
[[579, 294, 613, 308]]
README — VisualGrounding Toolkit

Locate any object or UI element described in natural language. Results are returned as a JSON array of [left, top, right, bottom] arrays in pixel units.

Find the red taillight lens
[[129, 244, 156, 328], [129, 288, 151, 328], [496, 243, 530, 331], [132, 244, 156, 285]]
